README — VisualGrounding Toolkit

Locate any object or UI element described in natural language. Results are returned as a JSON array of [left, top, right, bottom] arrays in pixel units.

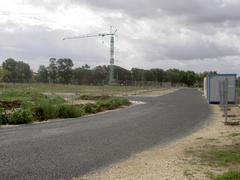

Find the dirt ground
[[77, 104, 240, 180], [131, 88, 179, 97]]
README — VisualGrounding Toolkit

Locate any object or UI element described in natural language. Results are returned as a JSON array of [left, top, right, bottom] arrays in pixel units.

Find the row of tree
[[0, 58, 210, 87]]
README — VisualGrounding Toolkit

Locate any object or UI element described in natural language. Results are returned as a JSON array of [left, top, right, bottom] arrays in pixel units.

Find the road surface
[[0, 88, 211, 180]]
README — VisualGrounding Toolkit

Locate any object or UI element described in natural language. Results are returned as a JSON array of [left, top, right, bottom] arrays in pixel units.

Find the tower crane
[[63, 28, 117, 85]]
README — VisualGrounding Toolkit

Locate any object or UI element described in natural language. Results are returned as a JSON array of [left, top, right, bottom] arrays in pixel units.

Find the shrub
[[84, 103, 98, 114], [96, 97, 130, 111], [0, 108, 8, 125], [57, 105, 83, 118], [9, 109, 33, 125], [32, 101, 58, 121]]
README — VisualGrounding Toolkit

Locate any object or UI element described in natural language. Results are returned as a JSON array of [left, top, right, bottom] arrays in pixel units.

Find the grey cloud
[[163, 40, 239, 60], [24, 0, 240, 25], [73, 0, 240, 24], [0, 22, 108, 70], [130, 36, 239, 61]]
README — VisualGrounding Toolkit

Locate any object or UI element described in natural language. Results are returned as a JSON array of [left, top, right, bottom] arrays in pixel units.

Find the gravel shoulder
[[78, 105, 238, 180]]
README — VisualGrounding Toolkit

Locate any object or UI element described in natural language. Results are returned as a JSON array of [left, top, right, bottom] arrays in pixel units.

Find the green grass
[[0, 83, 133, 125], [212, 171, 240, 180], [200, 144, 240, 166], [0, 83, 153, 96], [0, 89, 130, 125]]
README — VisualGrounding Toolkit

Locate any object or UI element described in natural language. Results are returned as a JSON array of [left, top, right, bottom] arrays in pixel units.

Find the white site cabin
[[204, 74, 237, 104]]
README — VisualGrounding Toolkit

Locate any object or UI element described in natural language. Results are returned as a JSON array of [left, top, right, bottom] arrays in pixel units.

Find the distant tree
[[150, 69, 165, 82], [73, 67, 92, 85], [165, 69, 181, 84], [57, 58, 74, 84], [82, 64, 90, 70], [92, 65, 108, 84], [0, 67, 9, 82], [2, 58, 32, 82], [184, 71, 197, 87], [15, 61, 32, 82], [2, 58, 17, 82], [114, 65, 131, 83], [131, 68, 145, 81], [36, 65, 49, 83], [48, 58, 58, 83]]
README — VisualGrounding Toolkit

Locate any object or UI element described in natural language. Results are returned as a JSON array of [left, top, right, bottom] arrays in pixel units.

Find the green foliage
[[48, 58, 58, 83], [0, 68, 9, 82], [1, 57, 207, 86], [96, 97, 130, 111], [56, 105, 84, 118], [0, 87, 130, 125], [80, 95, 110, 100], [2, 58, 32, 83], [212, 171, 240, 180], [9, 109, 33, 125], [84, 103, 98, 114], [36, 65, 49, 83], [33, 101, 58, 121], [0, 108, 8, 125], [57, 58, 74, 84], [0, 90, 44, 102]]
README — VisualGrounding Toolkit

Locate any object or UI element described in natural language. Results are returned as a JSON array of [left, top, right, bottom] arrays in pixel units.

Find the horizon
[[0, 57, 222, 75]]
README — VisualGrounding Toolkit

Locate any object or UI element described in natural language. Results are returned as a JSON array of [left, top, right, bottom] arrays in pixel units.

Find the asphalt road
[[0, 88, 211, 180]]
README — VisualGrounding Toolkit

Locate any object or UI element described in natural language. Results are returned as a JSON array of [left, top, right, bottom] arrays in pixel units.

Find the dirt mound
[[0, 100, 22, 110]]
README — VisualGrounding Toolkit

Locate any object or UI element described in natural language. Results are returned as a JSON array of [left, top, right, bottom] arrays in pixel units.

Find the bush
[[33, 101, 58, 121], [9, 109, 33, 125], [84, 103, 98, 114], [0, 108, 8, 125], [96, 97, 130, 111], [57, 105, 83, 118]]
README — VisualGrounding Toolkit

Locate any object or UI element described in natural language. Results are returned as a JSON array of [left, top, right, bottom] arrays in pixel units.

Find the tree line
[[0, 58, 210, 87]]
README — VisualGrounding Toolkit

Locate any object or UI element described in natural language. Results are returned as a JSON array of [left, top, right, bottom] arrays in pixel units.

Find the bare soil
[[0, 100, 22, 110]]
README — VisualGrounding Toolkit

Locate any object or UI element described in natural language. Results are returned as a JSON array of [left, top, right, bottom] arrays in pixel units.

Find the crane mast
[[63, 28, 117, 85]]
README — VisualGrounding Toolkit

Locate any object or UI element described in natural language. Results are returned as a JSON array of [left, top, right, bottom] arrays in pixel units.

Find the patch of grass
[[0, 108, 8, 125], [84, 103, 98, 114], [80, 95, 110, 100], [8, 109, 33, 125], [212, 171, 240, 180], [0, 90, 41, 102], [0, 83, 150, 96], [32, 101, 58, 121], [96, 97, 130, 110], [200, 144, 240, 166], [57, 105, 84, 118], [0, 88, 130, 125]]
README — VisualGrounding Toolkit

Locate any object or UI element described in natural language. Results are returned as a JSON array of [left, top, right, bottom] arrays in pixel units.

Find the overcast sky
[[0, 0, 240, 73]]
